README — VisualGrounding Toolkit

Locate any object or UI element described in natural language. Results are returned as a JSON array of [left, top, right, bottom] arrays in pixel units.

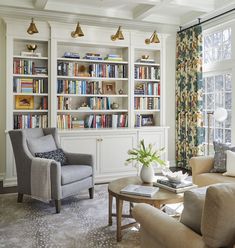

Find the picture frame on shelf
[[102, 82, 116, 95], [15, 95, 34, 110], [141, 114, 154, 126]]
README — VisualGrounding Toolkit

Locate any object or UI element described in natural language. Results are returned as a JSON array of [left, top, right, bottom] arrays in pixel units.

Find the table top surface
[[108, 176, 184, 204]]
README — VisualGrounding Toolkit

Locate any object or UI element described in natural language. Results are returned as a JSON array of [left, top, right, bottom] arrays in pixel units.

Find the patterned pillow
[[211, 141, 235, 173], [35, 148, 68, 165]]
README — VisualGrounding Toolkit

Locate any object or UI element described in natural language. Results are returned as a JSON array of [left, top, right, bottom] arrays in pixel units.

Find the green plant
[[125, 139, 165, 167]]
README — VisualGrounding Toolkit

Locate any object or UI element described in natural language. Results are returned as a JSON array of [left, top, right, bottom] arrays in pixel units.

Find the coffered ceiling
[[0, 0, 234, 30]]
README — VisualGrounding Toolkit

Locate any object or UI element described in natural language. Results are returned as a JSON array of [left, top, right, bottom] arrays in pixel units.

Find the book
[[157, 179, 193, 189], [153, 181, 197, 193], [120, 184, 159, 197]]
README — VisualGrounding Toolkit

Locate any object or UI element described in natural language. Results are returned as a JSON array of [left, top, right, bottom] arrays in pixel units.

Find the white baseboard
[[0, 173, 5, 181], [3, 177, 17, 187]]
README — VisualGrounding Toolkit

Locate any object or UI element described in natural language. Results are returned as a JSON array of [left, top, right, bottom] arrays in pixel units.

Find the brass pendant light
[[145, 30, 160, 44], [27, 18, 39, 35], [111, 26, 124, 41], [71, 22, 84, 38]]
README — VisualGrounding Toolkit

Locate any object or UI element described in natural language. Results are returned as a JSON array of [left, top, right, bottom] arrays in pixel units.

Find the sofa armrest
[[50, 161, 62, 200], [190, 156, 214, 183], [64, 152, 93, 167], [132, 203, 205, 248]]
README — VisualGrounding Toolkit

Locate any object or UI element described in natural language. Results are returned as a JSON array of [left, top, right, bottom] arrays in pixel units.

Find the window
[[204, 27, 231, 64], [202, 26, 232, 155]]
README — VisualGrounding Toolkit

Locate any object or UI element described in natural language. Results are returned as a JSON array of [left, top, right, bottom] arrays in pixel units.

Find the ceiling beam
[[171, 0, 215, 12], [34, 0, 48, 10], [133, 4, 157, 20]]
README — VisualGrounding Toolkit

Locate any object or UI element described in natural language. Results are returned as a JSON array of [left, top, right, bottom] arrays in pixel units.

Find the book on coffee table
[[153, 180, 197, 193], [120, 184, 159, 197]]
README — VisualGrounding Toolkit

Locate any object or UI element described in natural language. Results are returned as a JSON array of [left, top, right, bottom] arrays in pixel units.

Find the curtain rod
[[177, 8, 235, 33]]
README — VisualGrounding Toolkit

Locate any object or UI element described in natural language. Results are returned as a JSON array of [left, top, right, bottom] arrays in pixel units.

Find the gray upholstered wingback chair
[[9, 128, 94, 213]]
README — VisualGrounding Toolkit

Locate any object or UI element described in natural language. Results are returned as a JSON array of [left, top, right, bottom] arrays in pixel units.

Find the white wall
[[165, 34, 176, 166], [0, 19, 6, 180]]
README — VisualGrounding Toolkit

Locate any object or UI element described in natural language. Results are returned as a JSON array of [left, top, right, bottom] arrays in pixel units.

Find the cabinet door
[[99, 134, 137, 175], [60, 135, 99, 174], [138, 129, 168, 161]]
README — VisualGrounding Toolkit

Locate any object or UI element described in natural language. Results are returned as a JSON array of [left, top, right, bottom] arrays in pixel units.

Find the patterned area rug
[[0, 185, 140, 248]]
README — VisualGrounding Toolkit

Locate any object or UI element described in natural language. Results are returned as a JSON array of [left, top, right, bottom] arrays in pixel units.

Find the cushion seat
[[195, 173, 235, 187], [61, 165, 92, 185]]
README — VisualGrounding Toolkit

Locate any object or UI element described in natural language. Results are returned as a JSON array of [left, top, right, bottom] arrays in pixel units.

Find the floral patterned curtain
[[176, 26, 204, 169]]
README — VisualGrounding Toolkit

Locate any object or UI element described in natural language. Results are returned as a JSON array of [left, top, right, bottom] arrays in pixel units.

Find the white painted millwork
[[4, 18, 169, 186]]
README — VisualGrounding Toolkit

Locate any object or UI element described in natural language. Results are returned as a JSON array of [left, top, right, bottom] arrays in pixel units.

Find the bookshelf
[[12, 39, 49, 129], [55, 42, 129, 130], [133, 48, 162, 127]]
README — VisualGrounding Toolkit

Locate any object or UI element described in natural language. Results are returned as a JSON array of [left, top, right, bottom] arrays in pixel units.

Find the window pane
[[225, 74, 232, 91], [225, 111, 231, 129], [206, 76, 214, 92], [225, 93, 232, 110], [215, 75, 223, 91], [214, 128, 223, 142], [215, 93, 224, 108], [207, 94, 214, 110], [225, 129, 231, 143]]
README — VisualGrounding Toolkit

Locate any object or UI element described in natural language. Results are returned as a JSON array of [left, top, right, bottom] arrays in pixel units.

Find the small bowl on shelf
[[141, 55, 149, 60], [26, 44, 37, 53]]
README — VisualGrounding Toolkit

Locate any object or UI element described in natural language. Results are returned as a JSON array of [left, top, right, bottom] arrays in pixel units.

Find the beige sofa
[[190, 156, 235, 186], [132, 183, 235, 248]]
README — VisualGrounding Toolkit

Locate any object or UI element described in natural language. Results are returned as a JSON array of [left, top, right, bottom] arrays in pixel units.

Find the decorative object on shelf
[[102, 82, 116, 95], [15, 95, 34, 110], [27, 18, 39, 35], [78, 65, 89, 77], [26, 44, 37, 53], [126, 140, 165, 183], [111, 26, 124, 41], [71, 22, 84, 38], [118, 89, 124, 95], [141, 114, 154, 126], [111, 102, 119, 110], [161, 168, 188, 183], [145, 30, 160, 44], [142, 55, 149, 60], [207, 107, 228, 155]]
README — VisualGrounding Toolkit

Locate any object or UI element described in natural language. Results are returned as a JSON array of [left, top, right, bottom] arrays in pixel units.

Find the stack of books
[[104, 54, 123, 61], [154, 178, 197, 193], [83, 53, 102, 60], [63, 52, 80, 59], [136, 58, 155, 63]]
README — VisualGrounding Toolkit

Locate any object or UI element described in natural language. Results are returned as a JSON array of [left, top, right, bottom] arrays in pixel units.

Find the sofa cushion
[[180, 187, 207, 234], [195, 172, 235, 187], [201, 183, 235, 248], [61, 165, 92, 185], [211, 141, 235, 173], [223, 150, 235, 177], [27, 134, 57, 155], [35, 148, 68, 165]]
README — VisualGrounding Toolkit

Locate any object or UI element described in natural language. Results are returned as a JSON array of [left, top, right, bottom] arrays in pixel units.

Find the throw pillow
[[27, 134, 57, 155], [35, 148, 68, 165], [223, 150, 235, 177], [211, 141, 235, 173], [180, 187, 207, 234]]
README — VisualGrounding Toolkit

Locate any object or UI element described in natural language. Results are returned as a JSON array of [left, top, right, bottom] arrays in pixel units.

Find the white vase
[[140, 165, 154, 183]]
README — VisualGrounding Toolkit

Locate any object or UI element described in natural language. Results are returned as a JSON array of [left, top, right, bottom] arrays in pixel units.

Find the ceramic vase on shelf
[[140, 164, 155, 183]]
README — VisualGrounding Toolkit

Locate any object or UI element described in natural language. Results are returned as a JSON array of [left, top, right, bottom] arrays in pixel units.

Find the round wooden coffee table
[[108, 176, 184, 242]]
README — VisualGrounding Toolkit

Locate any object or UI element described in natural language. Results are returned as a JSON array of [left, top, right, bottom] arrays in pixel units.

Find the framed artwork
[[141, 114, 154, 126], [102, 82, 116, 95], [15, 95, 34, 109]]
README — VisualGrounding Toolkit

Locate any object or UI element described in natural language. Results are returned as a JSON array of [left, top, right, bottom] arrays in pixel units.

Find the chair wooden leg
[[17, 193, 23, 203], [55, 200, 61, 213], [89, 187, 94, 199]]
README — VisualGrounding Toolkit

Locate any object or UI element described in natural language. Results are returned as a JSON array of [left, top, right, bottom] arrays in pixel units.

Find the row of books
[[134, 97, 160, 110], [57, 113, 128, 129], [13, 59, 48, 75], [57, 96, 72, 110], [40, 96, 48, 110], [134, 82, 160, 96], [57, 80, 102, 95], [13, 78, 48, 94], [13, 114, 48, 129], [135, 66, 160, 80], [89, 97, 112, 110], [89, 64, 127, 78], [57, 62, 128, 78]]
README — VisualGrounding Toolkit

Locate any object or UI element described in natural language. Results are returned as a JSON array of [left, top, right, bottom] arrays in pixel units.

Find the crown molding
[[0, 6, 177, 33]]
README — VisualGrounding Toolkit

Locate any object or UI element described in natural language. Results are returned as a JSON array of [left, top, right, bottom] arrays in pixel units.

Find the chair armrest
[[64, 152, 93, 167], [132, 203, 205, 248], [190, 156, 214, 183], [50, 161, 62, 200]]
